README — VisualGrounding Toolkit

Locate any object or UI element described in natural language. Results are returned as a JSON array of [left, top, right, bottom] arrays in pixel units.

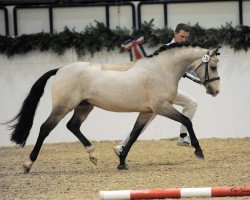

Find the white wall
[[138, 1, 249, 29], [2, 1, 250, 36], [17, 8, 50, 35], [243, 0, 250, 26], [0, 8, 6, 35], [0, 46, 250, 147], [5, 4, 135, 36], [53, 7, 106, 32], [167, 1, 239, 29]]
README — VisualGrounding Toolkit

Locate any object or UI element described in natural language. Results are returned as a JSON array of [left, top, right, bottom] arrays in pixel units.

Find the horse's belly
[[87, 99, 151, 113]]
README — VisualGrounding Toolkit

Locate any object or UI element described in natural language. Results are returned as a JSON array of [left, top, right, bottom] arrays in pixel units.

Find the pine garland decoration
[[0, 21, 249, 58]]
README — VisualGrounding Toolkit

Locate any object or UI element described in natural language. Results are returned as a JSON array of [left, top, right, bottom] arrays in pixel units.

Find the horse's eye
[[210, 66, 217, 71]]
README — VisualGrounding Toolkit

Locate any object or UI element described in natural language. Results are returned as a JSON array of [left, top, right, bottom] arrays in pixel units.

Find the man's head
[[174, 23, 190, 43]]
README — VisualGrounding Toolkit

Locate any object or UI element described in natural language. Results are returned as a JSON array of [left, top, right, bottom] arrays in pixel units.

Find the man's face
[[174, 30, 190, 42]]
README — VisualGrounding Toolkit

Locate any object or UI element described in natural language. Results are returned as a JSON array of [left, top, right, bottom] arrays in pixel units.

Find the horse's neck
[[159, 47, 207, 81]]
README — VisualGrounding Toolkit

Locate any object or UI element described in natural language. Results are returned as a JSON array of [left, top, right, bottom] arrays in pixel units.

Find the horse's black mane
[[148, 41, 210, 58]]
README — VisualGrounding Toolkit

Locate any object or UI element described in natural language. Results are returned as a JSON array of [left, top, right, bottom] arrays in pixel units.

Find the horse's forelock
[[210, 56, 219, 65]]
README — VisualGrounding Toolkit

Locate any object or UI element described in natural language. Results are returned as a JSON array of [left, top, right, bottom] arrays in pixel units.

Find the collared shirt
[[166, 38, 176, 46]]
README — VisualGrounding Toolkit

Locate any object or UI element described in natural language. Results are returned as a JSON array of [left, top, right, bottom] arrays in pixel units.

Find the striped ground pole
[[100, 186, 250, 199]]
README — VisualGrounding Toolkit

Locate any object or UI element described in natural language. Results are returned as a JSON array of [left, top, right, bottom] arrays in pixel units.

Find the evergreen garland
[[0, 21, 249, 58]]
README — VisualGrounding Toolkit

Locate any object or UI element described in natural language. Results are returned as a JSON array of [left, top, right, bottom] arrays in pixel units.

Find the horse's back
[[101, 61, 137, 71]]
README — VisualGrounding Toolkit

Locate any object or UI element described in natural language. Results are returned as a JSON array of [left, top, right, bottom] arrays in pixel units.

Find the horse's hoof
[[89, 156, 98, 165], [194, 150, 205, 159], [117, 164, 128, 170], [23, 164, 31, 174]]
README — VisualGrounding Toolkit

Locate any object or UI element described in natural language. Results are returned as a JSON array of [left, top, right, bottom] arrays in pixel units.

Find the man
[[114, 23, 197, 156]]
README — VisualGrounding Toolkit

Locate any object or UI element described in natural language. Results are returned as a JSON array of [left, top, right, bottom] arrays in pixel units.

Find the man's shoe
[[177, 135, 192, 147], [114, 144, 123, 157]]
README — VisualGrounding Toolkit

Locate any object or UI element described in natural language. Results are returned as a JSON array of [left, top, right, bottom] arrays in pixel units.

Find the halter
[[184, 46, 221, 85]]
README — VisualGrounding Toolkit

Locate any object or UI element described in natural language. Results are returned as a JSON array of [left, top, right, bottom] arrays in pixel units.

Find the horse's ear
[[212, 46, 222, 56]]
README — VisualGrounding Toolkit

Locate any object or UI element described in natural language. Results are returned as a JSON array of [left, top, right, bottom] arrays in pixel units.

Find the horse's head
[[193, 46, 221, 97]]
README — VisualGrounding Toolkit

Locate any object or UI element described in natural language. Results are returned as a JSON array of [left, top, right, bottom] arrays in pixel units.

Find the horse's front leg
[[155, 102, 204, 159], [118, 112, 154, 170]]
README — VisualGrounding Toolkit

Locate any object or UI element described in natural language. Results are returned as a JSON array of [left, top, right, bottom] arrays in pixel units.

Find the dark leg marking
[[118, 112, 154, 170], [66, 102, 97, 164], [159, 105, 204, 159], [66, 102, 93, 147]]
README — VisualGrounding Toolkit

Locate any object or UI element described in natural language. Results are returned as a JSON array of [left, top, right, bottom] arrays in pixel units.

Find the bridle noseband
[[185, 46, 221, 85]]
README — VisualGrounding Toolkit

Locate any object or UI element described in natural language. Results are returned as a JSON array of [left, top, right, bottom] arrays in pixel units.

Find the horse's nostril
[[212, 90, 220, 97]]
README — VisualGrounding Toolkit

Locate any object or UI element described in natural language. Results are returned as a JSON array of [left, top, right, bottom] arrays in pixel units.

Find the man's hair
[[175, 23, 190, 33]]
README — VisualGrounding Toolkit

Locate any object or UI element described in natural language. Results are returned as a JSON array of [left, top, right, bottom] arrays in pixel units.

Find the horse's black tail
[[6, 68, 59, 147]]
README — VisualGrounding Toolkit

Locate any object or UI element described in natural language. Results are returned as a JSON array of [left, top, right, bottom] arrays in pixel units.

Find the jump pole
[[100, 186, 250, 200]]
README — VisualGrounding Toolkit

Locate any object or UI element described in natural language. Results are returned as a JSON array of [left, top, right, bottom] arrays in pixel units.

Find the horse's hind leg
[[118, 112, 154, 170], [23, 108, 66, 173], [66, 102, 97, 165]]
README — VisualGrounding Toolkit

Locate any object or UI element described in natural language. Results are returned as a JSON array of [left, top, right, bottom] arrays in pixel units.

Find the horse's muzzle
[[212, 90, 220, 97], [206, 86, 220, 97]]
